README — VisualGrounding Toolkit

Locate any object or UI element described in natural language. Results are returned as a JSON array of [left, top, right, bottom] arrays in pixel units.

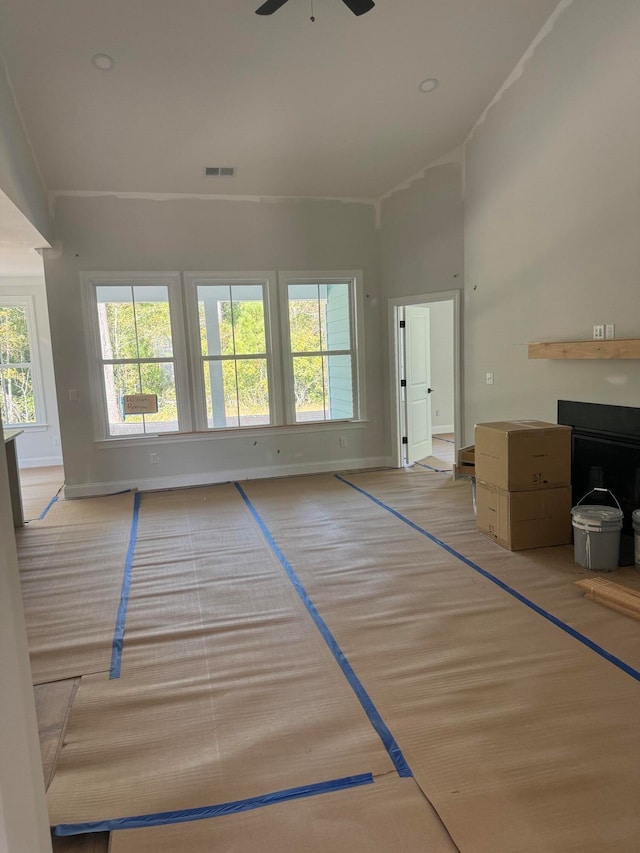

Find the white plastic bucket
[[571, 504, 622, 571], [633, 508, 640, 572]]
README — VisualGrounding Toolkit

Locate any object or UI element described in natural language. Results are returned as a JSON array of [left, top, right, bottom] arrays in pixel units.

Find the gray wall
[[463, 0, 640, 443], [44, 194, 385, 494]]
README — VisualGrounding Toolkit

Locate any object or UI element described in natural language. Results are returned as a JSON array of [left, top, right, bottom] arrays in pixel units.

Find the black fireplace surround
[[558, 400, 640, 565]]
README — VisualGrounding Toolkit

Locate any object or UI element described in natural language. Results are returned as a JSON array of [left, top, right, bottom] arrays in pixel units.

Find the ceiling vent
[[205, 166, 235, 177]]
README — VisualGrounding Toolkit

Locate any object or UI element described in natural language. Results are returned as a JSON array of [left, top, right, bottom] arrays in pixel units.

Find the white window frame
[[184, 272, 279, 431], [82, 271, 191, 439], [0, 294, 47, 428], [278, 271, 365, 424]]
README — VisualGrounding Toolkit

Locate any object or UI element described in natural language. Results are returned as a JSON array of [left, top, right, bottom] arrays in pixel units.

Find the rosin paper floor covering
[[238, 473, 640, 852], [39, 472, 640, 851], [19, 464, 64, 521], [16, 491, 137, 684], [46, 485, 396, 831], [109, 774, 457, 853]]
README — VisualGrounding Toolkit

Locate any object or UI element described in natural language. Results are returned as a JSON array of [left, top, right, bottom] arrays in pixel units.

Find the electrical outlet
[[149, 452, 159, 464], [605, 324, 615, 339], [593, 325, 605, 340], [435, 409, 441, 417], [339, 436, 347, 448], [486, 372, 494, 385]]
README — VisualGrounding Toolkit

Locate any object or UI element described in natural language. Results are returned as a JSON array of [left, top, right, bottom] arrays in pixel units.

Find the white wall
[[378, 155, 465, 448], [0, 56, 54, 853], [0, 57, 50, 244], [0, 277, 62, 467], [0, 420, 53, 853], [429, 299, 455, 432], [463, 0, 640, 443], [379, 156, 464, 301], [44, 193, 385, 494]]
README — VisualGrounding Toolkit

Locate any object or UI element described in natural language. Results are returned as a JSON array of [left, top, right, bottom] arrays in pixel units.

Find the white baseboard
[[432, 425, 454, 435], [63, 456, 390, 499]]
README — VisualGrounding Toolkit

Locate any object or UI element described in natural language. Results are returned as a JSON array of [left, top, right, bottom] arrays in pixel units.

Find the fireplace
[[558, 400, 640, 565]]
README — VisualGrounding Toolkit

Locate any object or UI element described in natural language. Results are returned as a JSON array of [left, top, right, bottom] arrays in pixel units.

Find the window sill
[[3, 423, 51, 433]]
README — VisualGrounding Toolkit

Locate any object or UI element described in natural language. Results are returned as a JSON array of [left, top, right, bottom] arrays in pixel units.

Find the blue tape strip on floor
[[234, 482, 412, 779], [37, 493, 59, 520], [53, 772, 374, 836], [336, 474, 640, 684], [109, 491, 142, 680]]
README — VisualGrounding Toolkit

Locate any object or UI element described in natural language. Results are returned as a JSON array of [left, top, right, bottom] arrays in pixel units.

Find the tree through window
[[0, 302, 40, 426], [95, 284, 179, 436]]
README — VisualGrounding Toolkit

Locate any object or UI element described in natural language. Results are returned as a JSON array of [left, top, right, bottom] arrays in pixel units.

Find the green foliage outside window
[[99, 293, 178, 429]]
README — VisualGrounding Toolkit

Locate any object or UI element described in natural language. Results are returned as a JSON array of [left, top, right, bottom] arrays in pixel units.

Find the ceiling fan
[[256, 0, 374, 16]]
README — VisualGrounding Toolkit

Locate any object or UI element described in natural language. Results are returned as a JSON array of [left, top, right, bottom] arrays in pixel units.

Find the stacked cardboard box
[[475, 420, 572, 551]]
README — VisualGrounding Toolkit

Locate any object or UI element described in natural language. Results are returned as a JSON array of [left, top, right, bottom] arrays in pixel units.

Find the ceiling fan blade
[[255, 0, 290, 15], [341, 0, 375, 15]]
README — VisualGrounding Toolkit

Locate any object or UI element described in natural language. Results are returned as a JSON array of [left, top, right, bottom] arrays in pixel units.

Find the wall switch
[[605, 324, 615, 339], [593, 325, 605, 340], [435, 409, 441, 417], [486, 372, 494, 385]]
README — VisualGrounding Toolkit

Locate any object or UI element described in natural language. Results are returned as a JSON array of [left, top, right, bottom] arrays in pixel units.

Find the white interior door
[[404, 304, 432, 464]]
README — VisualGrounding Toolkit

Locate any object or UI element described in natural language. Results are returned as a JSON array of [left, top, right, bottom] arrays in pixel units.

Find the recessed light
[[92, 53, 115, 71], [419, 77, 439, 93]]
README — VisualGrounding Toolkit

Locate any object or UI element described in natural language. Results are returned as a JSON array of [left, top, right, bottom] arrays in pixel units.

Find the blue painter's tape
[[234, 483, 412, 779], [109, 491, 142, 679], [54, 772, 374, 836], [336, 474, 640, 683], [37, 494, 59, 520]]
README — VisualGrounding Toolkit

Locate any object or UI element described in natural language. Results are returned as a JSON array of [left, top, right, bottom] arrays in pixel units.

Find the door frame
[[388, 289, 462, 468]]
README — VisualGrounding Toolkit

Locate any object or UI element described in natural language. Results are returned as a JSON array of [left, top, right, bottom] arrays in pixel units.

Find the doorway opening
[[388, 290, 461, 470]]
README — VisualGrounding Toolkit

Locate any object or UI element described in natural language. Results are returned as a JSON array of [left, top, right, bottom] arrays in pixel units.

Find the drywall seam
[[379, 146, 463, 205], [374, 146, 463, 228], [463, 0, 575, 152], [48, 189, 377, 208]]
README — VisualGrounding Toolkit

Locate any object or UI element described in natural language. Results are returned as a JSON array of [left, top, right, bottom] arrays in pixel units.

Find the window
[[283, 279, 357, 423], [196, 281, 271, 428], [86, 270, 363, 439], [84, 273, 190, 437], [0, 298, 45, 427]]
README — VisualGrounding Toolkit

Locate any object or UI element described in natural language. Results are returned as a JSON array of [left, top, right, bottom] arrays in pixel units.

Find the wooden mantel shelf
[[528, 338, 640, 360]]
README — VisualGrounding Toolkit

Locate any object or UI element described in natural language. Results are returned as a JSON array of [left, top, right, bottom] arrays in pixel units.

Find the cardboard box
[[476, 482, 572, 551], [474, 420, 571, 491]]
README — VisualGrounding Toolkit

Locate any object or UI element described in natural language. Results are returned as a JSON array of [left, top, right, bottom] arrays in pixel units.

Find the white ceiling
[[0, 0, 559, 200]]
